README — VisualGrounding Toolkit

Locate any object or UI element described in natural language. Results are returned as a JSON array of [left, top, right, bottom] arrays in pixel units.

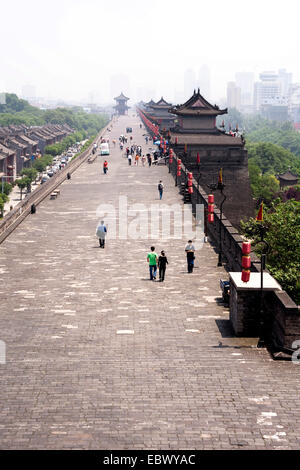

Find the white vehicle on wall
[[100, 142, 110, 156]]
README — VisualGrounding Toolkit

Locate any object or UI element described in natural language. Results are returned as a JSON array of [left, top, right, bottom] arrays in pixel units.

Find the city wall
[[168, 153, 300, 352]]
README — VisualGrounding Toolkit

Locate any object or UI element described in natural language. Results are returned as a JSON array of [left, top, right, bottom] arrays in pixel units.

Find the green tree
[[16, 178, 28, 199], [0, 181, 13, 196], [33, 159, 47, 173], [247, 141, 300, 176], [248, 160, 280, 203], [241, 200, 300, 303], [0, 192, 8, 217], [245, 116, 300, 157], [21, 168, 38, 185]]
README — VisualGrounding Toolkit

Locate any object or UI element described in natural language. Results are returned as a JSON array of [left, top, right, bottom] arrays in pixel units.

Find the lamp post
[[256, 223, 270, 348], [207, 169, 226, 267], [196, 152, 201, 205]]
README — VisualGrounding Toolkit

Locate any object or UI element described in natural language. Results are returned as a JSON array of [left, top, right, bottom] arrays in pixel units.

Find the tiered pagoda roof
[[146, 99, 156, 106], [149, 97, 172, 110], [114, 92, 130, 101], [170, 89, 227, 116], [168, 89, 243, 146]]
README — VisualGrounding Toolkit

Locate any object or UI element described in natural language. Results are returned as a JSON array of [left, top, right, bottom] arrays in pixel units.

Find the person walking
[[185, 240, 196, 273], [158, 250, 168, 282], [147, 153, 152, 167], [96, 220, 107, 248], [147, 246, 158, 281], [142, 155, 146, 166], [135, 154, 139, 166], [158, 180, 164, 200], [128, 154, 132, 166], [103, 160, 108, 174]]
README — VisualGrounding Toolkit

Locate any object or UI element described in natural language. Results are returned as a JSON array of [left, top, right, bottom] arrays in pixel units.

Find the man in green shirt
[[147, 246, 158, 281]]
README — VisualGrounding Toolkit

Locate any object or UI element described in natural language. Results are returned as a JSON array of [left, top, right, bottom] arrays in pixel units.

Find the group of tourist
[[95, 221, 196, 280], [146, 241, 196, 281]]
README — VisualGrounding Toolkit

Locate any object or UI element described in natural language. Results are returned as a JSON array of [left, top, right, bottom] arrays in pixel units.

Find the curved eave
[[169, 108, 227, 116]]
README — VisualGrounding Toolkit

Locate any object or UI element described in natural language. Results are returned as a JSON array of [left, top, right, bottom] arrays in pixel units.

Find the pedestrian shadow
[[179, 268, 199, 274]]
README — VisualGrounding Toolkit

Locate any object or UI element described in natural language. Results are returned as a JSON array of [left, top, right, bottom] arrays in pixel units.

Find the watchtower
[[168, 89, 253, 227], [114, 92, 130, 115]]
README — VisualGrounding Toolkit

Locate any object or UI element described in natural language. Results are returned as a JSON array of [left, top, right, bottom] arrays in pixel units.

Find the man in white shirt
[[96, 221, 107, 248], [185, 240, 195, 273]]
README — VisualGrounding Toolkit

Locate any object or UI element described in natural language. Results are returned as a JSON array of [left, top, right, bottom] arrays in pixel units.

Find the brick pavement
[[0, 114, 300, 450]]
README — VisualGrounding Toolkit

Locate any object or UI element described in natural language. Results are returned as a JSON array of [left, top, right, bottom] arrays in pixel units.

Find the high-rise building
[[235, 72, 254, 106], [278, 68, 293, 96], [289, 83, 300, 129], [184, 69, 196, 100], [198, 65, 211, 101], [254, 71, 281, 111], [227, 82, 241, 110]]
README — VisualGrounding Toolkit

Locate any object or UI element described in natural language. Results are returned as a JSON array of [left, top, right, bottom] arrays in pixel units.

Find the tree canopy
[[241, 200, 300, 304], [0, 93, 108, 136]]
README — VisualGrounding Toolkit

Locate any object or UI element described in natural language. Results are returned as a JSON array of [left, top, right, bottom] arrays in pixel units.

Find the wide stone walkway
[[0, 114, 299, 450]]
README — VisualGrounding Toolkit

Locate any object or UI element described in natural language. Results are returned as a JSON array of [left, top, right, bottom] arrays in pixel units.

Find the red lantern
[[241, 241, 251, 282], [188, 187, 193, 194], [188, 179, 193, 187], [188, 172, 193, 179], [177, 159, 181, 167], [175, 137, 178, 145], [241, 270, 250, 283], [208, 195, 214, 224], [242, 256, 251, 269], [197, 152, 200, 164], [177, 170, 181, 176], [242, 242, 251, 255]]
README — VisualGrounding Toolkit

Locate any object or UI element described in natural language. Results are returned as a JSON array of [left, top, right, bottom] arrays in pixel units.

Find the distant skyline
[[0, 0, 299, 105]]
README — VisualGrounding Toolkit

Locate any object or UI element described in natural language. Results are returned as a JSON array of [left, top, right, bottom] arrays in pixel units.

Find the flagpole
[[256, 203, 270, 348], [217, 169, 226, 267]]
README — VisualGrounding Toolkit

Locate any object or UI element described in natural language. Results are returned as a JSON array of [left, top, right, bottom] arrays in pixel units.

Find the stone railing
[[0, 122, 111, 244]]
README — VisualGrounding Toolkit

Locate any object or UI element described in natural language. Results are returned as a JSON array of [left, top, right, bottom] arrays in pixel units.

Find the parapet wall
[[168, 152, 300, 351]]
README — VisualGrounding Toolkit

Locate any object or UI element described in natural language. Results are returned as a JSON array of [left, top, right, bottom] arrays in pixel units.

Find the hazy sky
[[0, 0, 299, 104]]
